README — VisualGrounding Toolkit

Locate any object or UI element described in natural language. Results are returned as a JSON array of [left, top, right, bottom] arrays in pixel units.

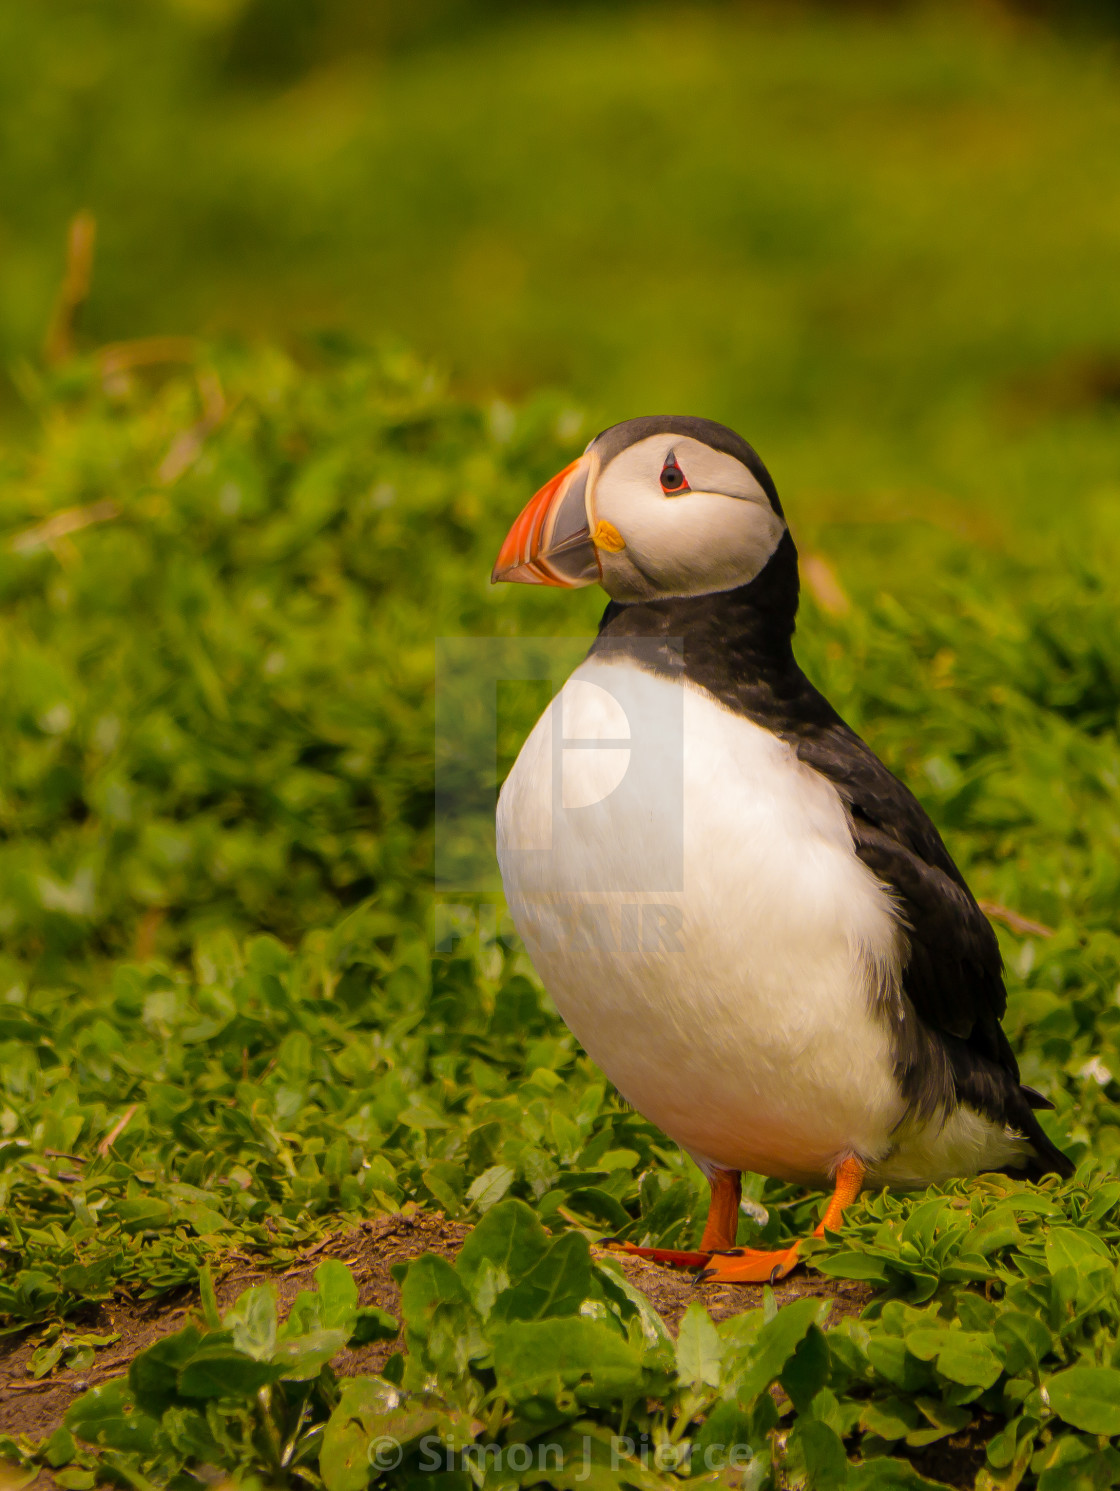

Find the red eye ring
[[660, 454, 689, 494]]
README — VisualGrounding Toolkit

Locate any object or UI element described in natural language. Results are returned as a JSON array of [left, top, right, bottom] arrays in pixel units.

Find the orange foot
[[698, 1241, 802, 1285], [604, 1167, 742, 1271], [605, 1242, 713, 1269], [697, 1155, 865, 1286]]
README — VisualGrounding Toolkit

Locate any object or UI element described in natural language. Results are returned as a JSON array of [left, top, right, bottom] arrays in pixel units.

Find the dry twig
[[978, 901, 1054, 938], [801, 553, 851, 616], [98, 335, 197, 382], [98, 1104, 139, 1156], [44, 211, 97, 365], [157, 370, 228, 483], [9, 499, 120, 556]]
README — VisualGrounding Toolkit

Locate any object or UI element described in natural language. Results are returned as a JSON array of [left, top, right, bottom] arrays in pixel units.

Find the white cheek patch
[[649, 492, 785, 594], [600, 492, 786, 602]]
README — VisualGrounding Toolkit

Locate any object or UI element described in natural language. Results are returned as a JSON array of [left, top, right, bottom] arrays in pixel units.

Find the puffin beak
[[491, 454, 601, 587]]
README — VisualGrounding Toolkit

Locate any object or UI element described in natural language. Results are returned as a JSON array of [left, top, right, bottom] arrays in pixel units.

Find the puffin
[[491, 415, 1072, 1285]]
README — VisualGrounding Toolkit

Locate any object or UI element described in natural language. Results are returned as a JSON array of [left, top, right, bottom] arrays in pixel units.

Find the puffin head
[[491, 415, 787, 603]]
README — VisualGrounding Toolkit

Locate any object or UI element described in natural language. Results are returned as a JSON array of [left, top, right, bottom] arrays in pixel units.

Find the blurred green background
[[6, 0, 1120, 557]]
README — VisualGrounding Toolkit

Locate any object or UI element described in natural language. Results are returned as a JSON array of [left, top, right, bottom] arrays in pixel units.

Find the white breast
[[496, 658, 909, 1186]]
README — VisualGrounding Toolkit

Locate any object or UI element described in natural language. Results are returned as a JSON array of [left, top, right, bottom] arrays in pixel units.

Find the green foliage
[[4, 345, 1120, 1484], [0, 891, 709, 1322], [0, 342, 579, 965], [12, 1194, 1120, 1488], [0, 1208, 928, 1487], [37, 1257, 396, 1490]]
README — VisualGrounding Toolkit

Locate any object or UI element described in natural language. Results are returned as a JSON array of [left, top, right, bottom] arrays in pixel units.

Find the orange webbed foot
[[607, 1157, 865, 1286], [697, 1241, 802, 1285]]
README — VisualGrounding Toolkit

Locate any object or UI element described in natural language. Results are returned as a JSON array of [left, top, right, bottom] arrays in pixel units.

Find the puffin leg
[[698, 1156, 865, 1285], [606, 1168, 741, 1268]]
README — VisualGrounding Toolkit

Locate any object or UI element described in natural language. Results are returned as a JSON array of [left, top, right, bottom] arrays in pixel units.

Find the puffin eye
[[660, 454, 689, 494]]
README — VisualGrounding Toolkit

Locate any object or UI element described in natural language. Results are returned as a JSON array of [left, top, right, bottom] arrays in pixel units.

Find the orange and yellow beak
[[491, 454, 601, 587]]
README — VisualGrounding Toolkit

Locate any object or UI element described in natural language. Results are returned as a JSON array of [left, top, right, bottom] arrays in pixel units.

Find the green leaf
[[994, 1310, 1051, 1376], [400, 1252, 473, 1325], [847, 1456, 952, 1488], [900, 1197, 950, 1251], [562, 1186, 632, 1230], [128, 1325, 205, 1410], [271, 1326, 350, 1380], [912, 1395, 970, 1442], [1034, 1434, 1120, 1491], [198, 1264, 221, 1330], [320, 1417, 371, 1491], [864, 1337, 935, 1393], [321, 1379, 466, 1491], [507, 1425, 670, 1491], [675, 1300, 722, 1388], [491, 1231, 595, 1323], [399, 1252, 486, 1378], [934, 1333, 1003, 1390], [466, 1164, 515, 1211], [44, 1427, 76, 1469], [954, 1292, 997, 1332], [314, 1258, 360, 1332], [491, 1316, 646, 1406], [65, 1379, 161, 1455], [985, 1413, 1037, 1471], [422, 1161, 465, 1216], [688, 1398, 759, 1475], [592, 1262, 675, 1366], [738, 1295, 830, 1402], [860, 1396, 922, 1441], [1047, 1366, 1120, 1435], [1045, 1226, 1112, 1275], [175, 1202, 231, 1235], [1084, 1181, 1120, 1222], [905, 1328, 1002, 1389], [176, 1343, 281, 1399], [781, 1325, 832, 1412], [814, 1251, 891, 1282], [900, 1327, 947, 1363], [109, 1198, 173, 1233], [455, 1197, 550, 1294], [789, 1419, 848, 1491], [247, 934, 292, 977], [279, 1288, 323, 1340], [54, 1472, 96, 1491], [29, 1340, 64, 1379], [223, 1283, 277, 1360], [963, 1220, 1024, 1258]]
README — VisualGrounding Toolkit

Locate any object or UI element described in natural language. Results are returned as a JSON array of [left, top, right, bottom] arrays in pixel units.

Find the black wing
[[792, 709, 1072, 1178]]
